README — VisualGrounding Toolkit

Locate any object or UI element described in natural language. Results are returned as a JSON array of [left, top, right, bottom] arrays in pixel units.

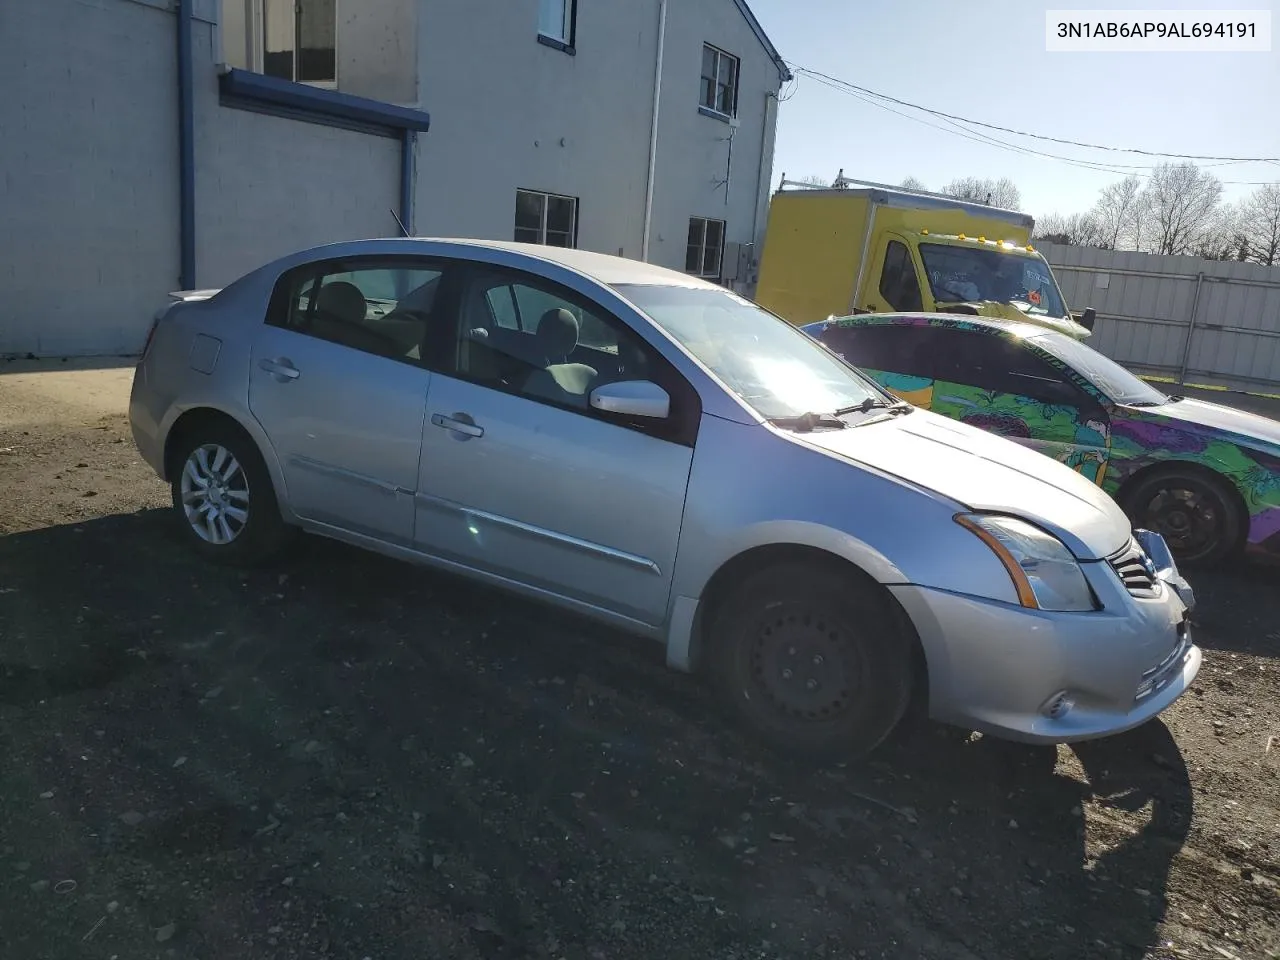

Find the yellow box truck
[[754, 176, 1095, 340]]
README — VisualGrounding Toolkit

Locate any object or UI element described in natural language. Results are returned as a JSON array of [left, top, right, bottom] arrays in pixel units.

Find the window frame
[[878, 241, 924, 313], [820, 322, 931, 378], [243, 0, 339, 89], [514, 189, 580, 249], [686, 217, 726, 280], [928, 327, 1107, 415], [698, 43, 740, 119], [536, 0, 577, 54], [446, 263, 702, 447], [263, 254, 463, 369]]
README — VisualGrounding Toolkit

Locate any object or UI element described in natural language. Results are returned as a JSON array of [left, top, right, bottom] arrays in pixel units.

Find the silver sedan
[[129, 238, 1200, 759]]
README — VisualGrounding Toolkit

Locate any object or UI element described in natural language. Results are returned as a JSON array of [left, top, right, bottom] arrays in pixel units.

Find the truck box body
[[754, 182, 1091, 340]]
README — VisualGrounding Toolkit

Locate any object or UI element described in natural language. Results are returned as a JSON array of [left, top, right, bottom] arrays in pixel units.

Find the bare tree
[[1142, 162, 1224, 256], [1091, 175, 1144, 249], [1192, 203, 1248, 261], [900, 176, 928, 192], [1240, 183, 1280, 266], [796, 174, 830, 187], [939, 176, 1022, 210], [1034, 211, 1107, 247]]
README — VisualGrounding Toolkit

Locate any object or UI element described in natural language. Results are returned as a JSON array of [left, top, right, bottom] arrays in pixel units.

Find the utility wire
[[788, 65, 1280, 164], [796, 70, 1280, 186]]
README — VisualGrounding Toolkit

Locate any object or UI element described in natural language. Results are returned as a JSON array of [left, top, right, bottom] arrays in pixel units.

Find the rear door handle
[[259, 357, 300, 381], [431, 413, 484, 438]]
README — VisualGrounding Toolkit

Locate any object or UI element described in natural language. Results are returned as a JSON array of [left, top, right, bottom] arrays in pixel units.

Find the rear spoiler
[[168, 288, 221, 302]]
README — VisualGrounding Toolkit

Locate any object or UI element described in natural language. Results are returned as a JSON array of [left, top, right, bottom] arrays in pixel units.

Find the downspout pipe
[[399, 130, 417, 235], [177, 0, 196, 290], [641, 0, 667, 262]]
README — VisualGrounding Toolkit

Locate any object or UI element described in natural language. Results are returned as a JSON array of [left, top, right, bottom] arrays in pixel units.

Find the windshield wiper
[[833, 397, 914, 417], [767, 412, 848, 432]]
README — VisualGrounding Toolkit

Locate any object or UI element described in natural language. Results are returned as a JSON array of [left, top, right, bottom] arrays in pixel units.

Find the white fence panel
[[1039, 242, 1280, 393]]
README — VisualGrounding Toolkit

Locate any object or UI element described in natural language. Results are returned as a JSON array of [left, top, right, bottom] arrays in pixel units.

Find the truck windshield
[[919, 243, 1067, 319], [614, 284, 886, 421]]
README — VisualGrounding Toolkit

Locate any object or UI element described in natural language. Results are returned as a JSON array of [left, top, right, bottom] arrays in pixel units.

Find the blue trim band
[[177, 0, 196, 290], [217, 69, 432, 134], [400, 130, 417, 235]]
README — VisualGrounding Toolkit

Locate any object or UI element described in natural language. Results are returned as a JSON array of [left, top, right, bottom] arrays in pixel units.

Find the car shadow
[[1182, 556, 1280, 659], [0, 510, 1194, 959]]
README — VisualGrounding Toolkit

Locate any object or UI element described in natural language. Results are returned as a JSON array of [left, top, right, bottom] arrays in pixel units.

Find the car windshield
[[614, 284, 885, 420], [1029, 331, 1170, 406], [919, 243, 1068, 319]]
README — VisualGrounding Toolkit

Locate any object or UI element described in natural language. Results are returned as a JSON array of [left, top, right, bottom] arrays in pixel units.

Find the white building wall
[[0, 0, 784, 356], [0, 0, 181, 356], [412, 0, 785, 276], [0, 0, 405, 357]]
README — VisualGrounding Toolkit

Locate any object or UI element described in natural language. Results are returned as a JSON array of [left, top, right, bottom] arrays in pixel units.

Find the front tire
[[708, 563, 914, 761], [169, 422, 291, 566], [1120, 467, 1244, 567]]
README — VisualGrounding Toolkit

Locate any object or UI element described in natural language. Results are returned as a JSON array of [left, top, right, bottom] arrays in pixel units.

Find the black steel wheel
[[709, 562, 914, 761], [1121, 467, 1243, 567]]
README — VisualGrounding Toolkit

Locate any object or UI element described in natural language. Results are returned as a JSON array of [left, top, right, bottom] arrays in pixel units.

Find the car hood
[[794, 409, 1131, 560], [1137, 396, 1280, 451]]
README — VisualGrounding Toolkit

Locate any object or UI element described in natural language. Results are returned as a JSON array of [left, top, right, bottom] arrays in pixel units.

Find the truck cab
[[754, 177, 1096, 340]]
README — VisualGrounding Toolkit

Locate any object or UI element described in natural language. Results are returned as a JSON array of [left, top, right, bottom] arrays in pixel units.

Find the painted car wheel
[[709, 563, 913, 760], [1122, 469, 1243, 567]]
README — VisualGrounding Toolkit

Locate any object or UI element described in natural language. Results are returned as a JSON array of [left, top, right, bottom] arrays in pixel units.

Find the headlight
[[955, 514, 1097, 612]]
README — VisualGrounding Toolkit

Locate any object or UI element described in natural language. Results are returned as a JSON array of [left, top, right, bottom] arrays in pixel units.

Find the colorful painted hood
[[1148, 396, 1280, 451]]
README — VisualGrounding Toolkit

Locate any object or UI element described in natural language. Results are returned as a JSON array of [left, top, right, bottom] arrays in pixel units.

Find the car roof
[[281, 237, 721, 290], [828, 311, 1053, 341]]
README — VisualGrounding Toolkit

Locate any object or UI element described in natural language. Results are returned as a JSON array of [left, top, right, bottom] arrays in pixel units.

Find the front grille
[[1108, 538, 1160, 599]]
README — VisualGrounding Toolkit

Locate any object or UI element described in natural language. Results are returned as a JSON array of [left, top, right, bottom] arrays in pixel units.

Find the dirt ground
[[1, 359, 1277, 960]]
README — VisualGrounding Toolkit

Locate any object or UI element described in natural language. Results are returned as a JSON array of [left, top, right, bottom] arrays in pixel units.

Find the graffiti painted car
[[801, 312, 1280, 565]]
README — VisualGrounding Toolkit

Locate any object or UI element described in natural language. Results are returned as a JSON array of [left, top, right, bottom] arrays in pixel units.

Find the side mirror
[[589, 380, 671, 420], [1077, 307, 1097, 331]]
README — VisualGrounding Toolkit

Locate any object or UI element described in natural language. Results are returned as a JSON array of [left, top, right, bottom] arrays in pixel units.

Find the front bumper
[[891, 539, 1201, 744]]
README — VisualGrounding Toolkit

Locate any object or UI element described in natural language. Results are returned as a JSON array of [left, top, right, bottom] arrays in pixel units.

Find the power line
[[794, 69, 1280, 187], [788, 65, 1280, 164]]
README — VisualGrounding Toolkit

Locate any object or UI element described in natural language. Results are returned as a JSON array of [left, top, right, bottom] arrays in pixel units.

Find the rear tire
[[1119, 466, 1243, 567], [169, 421, 292, 567], [708, 563, 914, 761]]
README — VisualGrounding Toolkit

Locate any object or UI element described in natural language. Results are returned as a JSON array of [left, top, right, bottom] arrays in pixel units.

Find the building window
[[515, 189, 578, 248], [538, 0, 576, 47], [686, 218, 725, 278], [249, 0, 337, 86], [699, 44, 739, 117]]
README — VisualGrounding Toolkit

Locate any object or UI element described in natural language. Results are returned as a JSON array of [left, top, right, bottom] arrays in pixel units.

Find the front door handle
[[259, 357, 301, 381], [431, 412, 484, 439]]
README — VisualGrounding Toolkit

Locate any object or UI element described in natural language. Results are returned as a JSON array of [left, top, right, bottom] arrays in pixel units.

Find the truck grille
[[1107, 538, 1160, 599]]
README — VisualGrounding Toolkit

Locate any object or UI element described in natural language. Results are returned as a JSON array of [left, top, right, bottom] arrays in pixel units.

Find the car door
[[413, 263, 698, 626], [928, 328, 1112, 485], [248, 255, 459, 545], [817, 319, 938, 409]]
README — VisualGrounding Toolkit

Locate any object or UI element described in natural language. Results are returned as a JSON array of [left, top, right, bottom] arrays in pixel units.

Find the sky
[[747, 0, 1280, 220]]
